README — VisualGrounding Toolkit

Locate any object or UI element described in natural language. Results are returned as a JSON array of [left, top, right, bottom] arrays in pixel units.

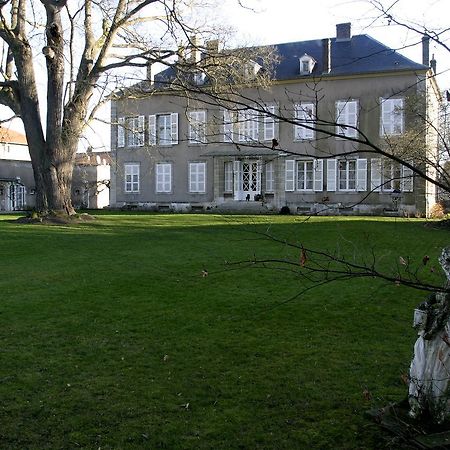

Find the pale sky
[[218, 0, 450, 89]]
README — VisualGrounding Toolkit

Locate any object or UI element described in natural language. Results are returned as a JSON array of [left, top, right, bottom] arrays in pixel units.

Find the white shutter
[[313, 159, 323, 192], [223, 110, 233, 142], [170, 113, 178, 145], [327, 159, 337, 192], [117, 117, 125, 147], [138, 115, 145, 146], [356, 159, 367, 191], [285, 160, 295, 192], [265, 161, 274, 192], [401, 165, 414, 192], [264, 105, 275, 141], [149, 115, 156, 145], [370, 159, 382, 192], [233, 160, 242, 193]]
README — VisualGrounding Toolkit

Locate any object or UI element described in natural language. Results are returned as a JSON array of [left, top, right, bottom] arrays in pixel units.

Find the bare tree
[[0, 0, 223, 215]]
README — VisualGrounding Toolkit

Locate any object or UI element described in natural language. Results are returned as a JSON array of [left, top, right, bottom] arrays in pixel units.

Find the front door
[[233, 160, 261, 201]]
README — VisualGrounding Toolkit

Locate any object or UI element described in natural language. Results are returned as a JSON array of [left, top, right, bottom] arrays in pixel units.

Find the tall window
[[297, 161, 314, 190], [380, 98, 404, 135], [149, 113, 179, 146], [189, 111, 207, 144], [266, 161, 274, 192], [189, 162, 206, 193], [117, 116, 144, 147], [338, 160, 356, 190], [336, 100, 358, 138], [156, 163, 172, 193], [294, 103, 315, 140], [238, 110, 259, 142], [224, 161, 233, 192], [124, 163, 140, 193]]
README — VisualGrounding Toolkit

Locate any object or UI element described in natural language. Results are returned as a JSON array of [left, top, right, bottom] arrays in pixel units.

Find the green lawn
[[0, 213, 448, 449]]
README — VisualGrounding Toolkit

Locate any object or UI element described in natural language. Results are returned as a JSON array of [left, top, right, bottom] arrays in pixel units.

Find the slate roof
[[153, 33, 427, 86]]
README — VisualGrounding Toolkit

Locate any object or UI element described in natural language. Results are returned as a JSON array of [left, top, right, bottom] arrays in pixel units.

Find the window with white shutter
[[336, 100, 358, 138], [238, 110, 259, 142], [314, 160, 323, 192], [380, 98, 404, 136], [188, 111, 207, 144], [156, 163, 172, 193], [149, 113, 178, 145], [126, 116, 145, 147], [294, 103, 315, 140], [338, 160, 357, 191]]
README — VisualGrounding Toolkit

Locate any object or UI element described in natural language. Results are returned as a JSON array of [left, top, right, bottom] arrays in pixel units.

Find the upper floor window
[[299, 54, 316, 75], [117, 116, 145, 148], [238, 110, 259, 142], [294, 103, 315, 140], [223, 109, 235, 143], [336, 100, 358, 138], [380, 98, 404, 136], [149, 113, 179, 146], [124, 163, 140, 193], [188, 110, 207, 144]]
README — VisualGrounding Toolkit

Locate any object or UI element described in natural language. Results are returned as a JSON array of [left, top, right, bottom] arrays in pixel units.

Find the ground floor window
[[156, 163, 172, 193], [297, 160, 314, 191], [124, 163, 139, 193], [189, 162, 206, 193], [9, 184, 25, 210], [338, 160, 356, 191]]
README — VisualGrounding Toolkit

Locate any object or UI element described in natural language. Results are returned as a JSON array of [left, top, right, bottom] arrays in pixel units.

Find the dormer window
[[299, 54, 316, 75], [243, 60, 262, 79]]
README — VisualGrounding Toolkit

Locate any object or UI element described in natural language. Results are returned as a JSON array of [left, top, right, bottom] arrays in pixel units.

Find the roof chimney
[[336, 23, 351, 42], [422, 35, 430, 66], [146, 62, 152, 82], [206, 39, 219, 56], [430, 53, 437, 75], [322, 38, 331, 73], [189, 35, 201, 64]]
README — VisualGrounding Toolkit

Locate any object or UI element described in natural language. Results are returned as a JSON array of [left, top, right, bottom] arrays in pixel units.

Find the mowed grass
[[0, 213, 448, 449]]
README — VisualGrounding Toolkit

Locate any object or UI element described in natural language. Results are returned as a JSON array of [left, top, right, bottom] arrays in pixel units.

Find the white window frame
[[285, 159, 323, 192], [126, 116, 145, 147], [380, 98, 404, 136], [401, 164, 414, 192], [188, 110, 207, 144], [338, 159, 357, 191], [156, 163, 172, 193], [224, 161, 233, 192], [294, 103, 315, 140], [149, 113, 178, 146], [296, 160, 314, 191], [336, 100, 358, 138], [265, 161, 274, 192], [238, 109, 259, 142], [189, 162, 206, 193], [124, 163, 140, 193]]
